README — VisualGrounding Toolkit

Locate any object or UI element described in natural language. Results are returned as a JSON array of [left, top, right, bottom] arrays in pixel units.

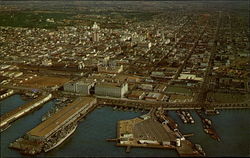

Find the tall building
[[92, 22, 100, 42]]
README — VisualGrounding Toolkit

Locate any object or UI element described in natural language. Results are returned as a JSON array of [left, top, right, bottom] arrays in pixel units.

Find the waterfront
[[168, 110, 250, 157], [0, 96, 55, 157], [0, 95, 250, 157], [0, 94, 29, 115]]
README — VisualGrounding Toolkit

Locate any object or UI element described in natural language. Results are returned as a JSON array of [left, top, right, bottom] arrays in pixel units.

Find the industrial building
[[75, 81, 95, 95], [63, 79, 95, 95], [95, 82, 128, 98]]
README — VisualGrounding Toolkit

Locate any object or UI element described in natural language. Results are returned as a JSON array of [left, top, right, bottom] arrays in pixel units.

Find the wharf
[[0, 93, 52, 131], [97, 96, 250, 110], [0, 89, 15, 101], [27, 97, 96, 139], [9, 97, 97, 155], [196, 110, 220, 141], [176, 140, 201, 157], [112, 111, 204, 157]]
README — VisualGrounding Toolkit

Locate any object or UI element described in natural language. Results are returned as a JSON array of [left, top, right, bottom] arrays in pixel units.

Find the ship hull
[[44, 125, 77, 153]]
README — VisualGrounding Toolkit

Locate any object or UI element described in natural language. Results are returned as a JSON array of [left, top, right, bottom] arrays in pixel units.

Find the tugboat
[[194, 144, 206, 156]]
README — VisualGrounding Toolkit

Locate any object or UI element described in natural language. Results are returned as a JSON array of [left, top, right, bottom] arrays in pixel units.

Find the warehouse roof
[[27, 97, 96, 138]]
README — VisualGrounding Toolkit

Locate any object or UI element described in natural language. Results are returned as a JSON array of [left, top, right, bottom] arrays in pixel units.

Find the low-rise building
[[139, 84, 154, 91], [145, 92, 164, 101], [128, 90, 145, 100]]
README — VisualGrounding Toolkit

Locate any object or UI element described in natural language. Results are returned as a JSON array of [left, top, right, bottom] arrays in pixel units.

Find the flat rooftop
[[96, 82, 126, 88], [133, 118, 176, 142], [27, 97, 96, 138]]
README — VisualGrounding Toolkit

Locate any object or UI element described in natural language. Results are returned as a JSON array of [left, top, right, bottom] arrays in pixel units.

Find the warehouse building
[[75, 81, 95, 95], [64, 79, 95, 95], [63, 81, 76, 92], [95, 82, 128, 98]]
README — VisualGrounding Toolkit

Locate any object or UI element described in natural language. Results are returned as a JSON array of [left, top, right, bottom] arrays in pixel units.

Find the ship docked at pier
[[9, 97, 97, 155], [43, 124, 77, 153]]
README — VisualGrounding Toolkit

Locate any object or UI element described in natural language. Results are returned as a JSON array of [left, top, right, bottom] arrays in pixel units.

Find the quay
[[196, 110, 220, 141], [0, 93, 52, 131], [97, 96, 250, 111], [0, 89, 15, 101], [110, 109, 205, 157], [9, 97, 97, 155]]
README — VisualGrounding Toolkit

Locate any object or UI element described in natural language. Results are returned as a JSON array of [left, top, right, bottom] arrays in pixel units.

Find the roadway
[[196, 11, 222, 103]]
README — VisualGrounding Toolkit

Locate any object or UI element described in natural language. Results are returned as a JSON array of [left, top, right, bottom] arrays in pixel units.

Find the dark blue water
[[168, 110, 250, 157], [39, 107, 177, 157], [0, 94, 30, 115], [1, 95, 250, 157], [0, 96, 56, 158]]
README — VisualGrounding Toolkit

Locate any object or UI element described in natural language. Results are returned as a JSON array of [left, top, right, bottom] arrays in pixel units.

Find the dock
[[9, 97, 97, 155], [0, 93, 52, 131], [97, 96, 250, 111], [110, 109, 205, 157], [0, 89, 15, 101], [196, 110, 220, 141]]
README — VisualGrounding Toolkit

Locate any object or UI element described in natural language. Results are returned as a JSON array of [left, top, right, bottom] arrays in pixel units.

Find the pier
[[0, 93, 52, 131], [110, 109, 205, 157], [97, 97, 250, 111], [0, 89, 15, 101], [9, 97, 97, 155]]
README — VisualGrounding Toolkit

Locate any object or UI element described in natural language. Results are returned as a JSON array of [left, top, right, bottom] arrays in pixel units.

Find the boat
[[204, 119, 212, 126], [205, 109, 220, 115], [44, 125, 77, 152], [195, 144, 206, 156]]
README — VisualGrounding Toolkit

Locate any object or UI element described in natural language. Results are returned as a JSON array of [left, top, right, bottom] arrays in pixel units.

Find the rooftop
[[27, 97, 96, 138]]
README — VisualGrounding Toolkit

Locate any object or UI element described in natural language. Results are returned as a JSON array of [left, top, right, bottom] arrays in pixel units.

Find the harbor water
[[1, 95, 250, 157], [0, 94, 30, 115]]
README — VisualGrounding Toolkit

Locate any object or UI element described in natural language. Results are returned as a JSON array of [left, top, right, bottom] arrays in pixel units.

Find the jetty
[[9, 97, 97, 155], [0, 94, 52, 132]]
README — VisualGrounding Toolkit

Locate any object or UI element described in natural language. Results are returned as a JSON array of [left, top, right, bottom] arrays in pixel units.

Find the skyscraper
[[92, 22, 100, 42]]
